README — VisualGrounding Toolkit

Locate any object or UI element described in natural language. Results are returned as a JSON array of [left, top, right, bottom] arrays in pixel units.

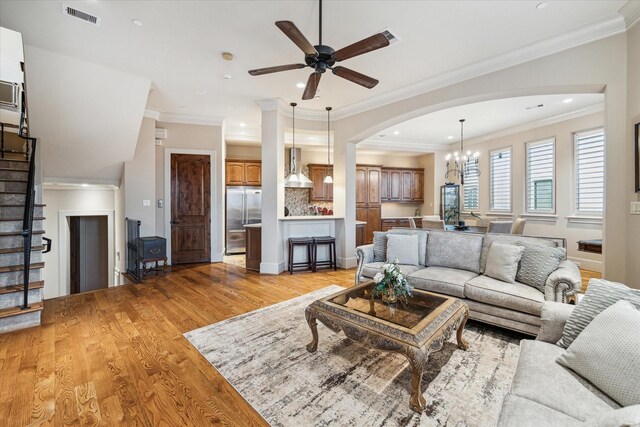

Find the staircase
[[0, 153, 45, 333]]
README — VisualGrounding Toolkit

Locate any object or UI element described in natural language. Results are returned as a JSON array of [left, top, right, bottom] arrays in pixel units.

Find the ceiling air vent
[[62, 4, 102, 26], [380, 28, 401, 45]]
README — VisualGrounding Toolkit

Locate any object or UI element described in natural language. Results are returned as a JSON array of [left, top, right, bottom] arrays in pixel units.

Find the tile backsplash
[[285, 188, 333, 216]]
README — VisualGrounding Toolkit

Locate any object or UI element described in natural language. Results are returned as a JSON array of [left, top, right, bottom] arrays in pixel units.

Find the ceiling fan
[[248, 0, 392, 100]]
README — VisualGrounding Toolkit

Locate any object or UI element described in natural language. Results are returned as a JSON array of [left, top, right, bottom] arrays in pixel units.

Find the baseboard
[[260, 261, 285, 275], [569, 256, 603, 273], [338, 256, 357, 269], [211, 251, 224, 263]]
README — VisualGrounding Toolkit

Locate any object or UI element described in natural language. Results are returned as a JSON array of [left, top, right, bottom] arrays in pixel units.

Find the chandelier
[[445, 119, 480, 185]]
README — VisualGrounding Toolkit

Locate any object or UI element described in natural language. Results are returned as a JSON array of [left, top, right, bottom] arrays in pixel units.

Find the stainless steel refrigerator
[[226, 186, 262, 254]]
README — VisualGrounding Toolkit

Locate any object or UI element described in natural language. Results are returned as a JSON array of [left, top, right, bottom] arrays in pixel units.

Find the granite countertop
[[279, 216, 344, 220], [381, 216, 423, 219], [355, 221, 367, 225], [244, 223, 262, 228]]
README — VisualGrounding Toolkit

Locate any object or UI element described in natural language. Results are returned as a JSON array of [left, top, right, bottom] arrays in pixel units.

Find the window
[[526, 139, 555, 213], [490, 148, 511, 212], [575, 129, 604, 214], [463, 161, 479, 211]]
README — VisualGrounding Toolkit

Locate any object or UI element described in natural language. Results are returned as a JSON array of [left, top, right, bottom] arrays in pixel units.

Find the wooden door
[[226, 162, 245, 185], [355, 167, 368, 206], [310, 165, 327, 201], [366, 206, 382, 244], [380, 170, 389, 202], [171, 154, 211, 264], [367, 167, 381, 205], [244, 162, 262, 185], [402, 171, 413, 201], [389, 170, 402, 201], [70, 216, 108, 294], [412, 171, 424, 201]]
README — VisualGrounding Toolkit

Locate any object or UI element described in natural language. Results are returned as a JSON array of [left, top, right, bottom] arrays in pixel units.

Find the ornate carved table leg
[[305, 306, 319, 352], [407, 348, 428, 413], [456, 311, 470, 351]]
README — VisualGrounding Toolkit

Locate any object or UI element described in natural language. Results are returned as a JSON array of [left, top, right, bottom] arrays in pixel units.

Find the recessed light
[[221, 52, 234, 61], [296, 82, 305, 89], [447, 136, 454, 140], [196, 89, 206, 95], [81, 183, 89, 187], [240, 131, 245, 135], [180, 106, 187, 110], [536, 2, 548, 10], [223, 74, 232, 80], [393, 131, 400, 135], [239, 122, 246, 127], [132, 19, 143, 26], [562, 98, 574, 103]]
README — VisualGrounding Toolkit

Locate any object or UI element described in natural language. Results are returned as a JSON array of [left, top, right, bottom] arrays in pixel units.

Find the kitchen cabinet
[[355, 223, 365, 247], [225, 160, 261, 186], [308, 164, 333, 202], [355, 165, 382, 244], [380, 167, 424, 203], [381, 217, 423, 231], [245, 225, 261, 271]]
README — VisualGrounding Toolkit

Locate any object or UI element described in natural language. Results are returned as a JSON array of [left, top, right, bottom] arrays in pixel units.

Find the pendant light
[[284, 102, 314, 188], [324, 106, 333, 184], [444, 119, 480, 185]]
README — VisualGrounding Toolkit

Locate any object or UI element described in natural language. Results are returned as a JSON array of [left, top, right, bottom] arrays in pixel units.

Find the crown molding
[[357, 139, 450, 153], [143, 108, 161, 120], [158, 113, 225, 126], [44, 176, 120, 187], [619, 0, 640, 28]]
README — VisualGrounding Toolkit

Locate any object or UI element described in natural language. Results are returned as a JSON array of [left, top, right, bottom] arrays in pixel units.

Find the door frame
[[58, 210, 114, 297], [164, 148, 217, 265]]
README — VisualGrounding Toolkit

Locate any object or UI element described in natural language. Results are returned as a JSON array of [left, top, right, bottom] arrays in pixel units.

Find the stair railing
[[21, 136, 37, 309]]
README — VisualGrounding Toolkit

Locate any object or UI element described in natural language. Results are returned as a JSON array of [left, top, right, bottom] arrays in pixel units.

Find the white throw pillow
[[484, 242, 525, 284], [386, 234, 419, 266], [556, 300, 640, 407]]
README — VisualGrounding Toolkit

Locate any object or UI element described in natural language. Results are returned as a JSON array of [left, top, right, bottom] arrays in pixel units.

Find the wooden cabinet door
[[381, 219, 396, 232], [412, 171, 424, 201], [244, 163, 262, 185], [367, 167, 381, 205], [355, 224, 365, 247], [402, 171, 413, 201], [226, 162, 245, 185], [309, 165, 327, 201], [389, 170, 402, 201], [355, 167, 368, 207], [356, 207, 368, 225], [380, 170, 389, 202], [366, 206, 382, 244]]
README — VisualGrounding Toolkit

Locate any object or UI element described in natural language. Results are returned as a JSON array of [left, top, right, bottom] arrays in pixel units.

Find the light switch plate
[[158, 199, 164, 208], [631, 201, 640, 215], [143, 199, 151, 207]]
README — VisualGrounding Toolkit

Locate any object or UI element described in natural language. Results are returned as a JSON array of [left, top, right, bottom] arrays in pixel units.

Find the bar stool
[[312, 236, 337, 272], [288, 237, 314, 274]]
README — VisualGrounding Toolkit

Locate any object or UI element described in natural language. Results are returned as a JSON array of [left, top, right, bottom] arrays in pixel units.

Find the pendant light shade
[[284, 102, 314, 188], [323, 106, 333, 184]]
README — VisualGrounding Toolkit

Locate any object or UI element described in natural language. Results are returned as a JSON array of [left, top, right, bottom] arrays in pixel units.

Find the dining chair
[[422, 219, 446, 230], [408, 218, 417, 229], [511, 217, 527, 235], [487, 221, 513, 234]]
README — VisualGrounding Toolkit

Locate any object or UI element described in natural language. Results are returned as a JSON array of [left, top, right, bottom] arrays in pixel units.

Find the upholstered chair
[[487, 221, 513, 234], [511, 217, 527, 235], [422, 219, 446, 230]]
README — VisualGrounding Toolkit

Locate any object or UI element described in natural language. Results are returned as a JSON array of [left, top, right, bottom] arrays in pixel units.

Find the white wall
[[42, 187, 116, 299], [626, 23, 640, 285], [433, 112, 605, 271]]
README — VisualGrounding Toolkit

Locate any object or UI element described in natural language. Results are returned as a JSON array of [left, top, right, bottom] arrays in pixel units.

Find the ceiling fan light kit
[[248, 0, 392, 100], [324, 106, 333, 184]]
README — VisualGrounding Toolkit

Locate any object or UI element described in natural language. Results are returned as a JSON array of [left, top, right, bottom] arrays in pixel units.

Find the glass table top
[[328, 283, 449, 329]]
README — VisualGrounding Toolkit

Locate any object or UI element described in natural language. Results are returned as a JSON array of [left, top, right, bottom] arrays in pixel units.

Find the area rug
[[185, 286, 524, 427]]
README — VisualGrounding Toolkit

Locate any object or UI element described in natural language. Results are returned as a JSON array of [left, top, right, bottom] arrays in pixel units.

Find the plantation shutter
[[526, 139, 555, 212], [463, 162, 479, 211], [490, 148, 511, 212], [575, 129, 604, 214]]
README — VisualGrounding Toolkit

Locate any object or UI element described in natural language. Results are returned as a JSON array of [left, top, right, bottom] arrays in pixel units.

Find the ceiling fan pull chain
[[319, 0, 322, 46]]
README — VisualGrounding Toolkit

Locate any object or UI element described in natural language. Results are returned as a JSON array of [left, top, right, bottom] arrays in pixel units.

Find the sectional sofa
[[355, 229, 581, 336]]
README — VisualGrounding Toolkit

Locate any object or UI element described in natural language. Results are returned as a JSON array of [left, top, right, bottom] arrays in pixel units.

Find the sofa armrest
[[536, 301, 575, 344], [355, 244, 374, 286], [544, 260, 582, 303]]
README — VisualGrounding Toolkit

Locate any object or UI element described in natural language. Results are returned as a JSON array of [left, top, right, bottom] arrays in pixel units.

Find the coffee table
[[305, 281, 469, 413]]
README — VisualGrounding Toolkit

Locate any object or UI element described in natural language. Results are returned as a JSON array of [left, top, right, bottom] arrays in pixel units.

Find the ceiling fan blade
[[275, 21, 318, 56], [302, 72, 321, 100], [248, 64, 306, 76], [334, 33, 390, 62], [332, 66, 379, 89]]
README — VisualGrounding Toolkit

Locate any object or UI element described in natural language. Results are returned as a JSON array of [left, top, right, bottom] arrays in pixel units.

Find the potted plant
[[372, 260, 414, 308]]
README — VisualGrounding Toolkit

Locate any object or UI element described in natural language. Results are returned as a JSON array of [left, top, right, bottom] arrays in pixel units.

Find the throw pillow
[[484, 242, 525, 284], [386, 234, 419, 265], [386, 229, 428, 266], [556, 300, 640, 407], [515, 241, 566, 292], [373, 231, 387, 262], [426, 231, 484, 273], [557, 278, 640, 348]]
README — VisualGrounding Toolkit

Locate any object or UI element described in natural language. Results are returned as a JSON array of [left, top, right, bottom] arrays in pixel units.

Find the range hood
[[285, 148, 313, 188]]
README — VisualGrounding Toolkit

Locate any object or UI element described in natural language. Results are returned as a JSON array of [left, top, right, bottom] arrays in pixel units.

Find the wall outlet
[[143, 199, 151, 207], [158, 199, 164, 208], [631, 201, 640, 215]]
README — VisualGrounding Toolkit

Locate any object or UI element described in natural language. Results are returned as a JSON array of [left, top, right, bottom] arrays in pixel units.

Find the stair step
[[0, 160, 29, 171], [0, 193, 26, 204], [0, 250, 43, 268], [0, 262, 44, 273], [0, 230, 45, 236], [0, 301, 44, 319], [0, 219, 43, 233], [0, 205, 44, 219], [0, 169, 28, 180], [0, 246, 45, 254], [0, 217, 45, 221], [0, 180, 27, 192], [0, 281, 44, 295]]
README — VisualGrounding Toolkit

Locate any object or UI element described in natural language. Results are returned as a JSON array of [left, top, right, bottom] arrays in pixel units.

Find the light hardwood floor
[[0, 263, 599, 426]]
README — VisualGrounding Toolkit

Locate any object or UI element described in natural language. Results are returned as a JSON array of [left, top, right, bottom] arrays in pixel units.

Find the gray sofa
[[355, 229, 581, 336], [497, 302, 640, 426]]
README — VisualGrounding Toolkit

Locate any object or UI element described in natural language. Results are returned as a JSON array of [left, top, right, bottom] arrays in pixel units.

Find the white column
[[258, 100, 286, 274], [333, 123, 358, 268]]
